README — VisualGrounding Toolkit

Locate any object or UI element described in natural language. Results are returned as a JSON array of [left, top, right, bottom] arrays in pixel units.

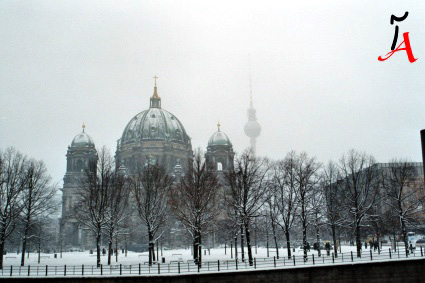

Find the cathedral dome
[[120, 82, 191, 146], [71, 127, 95, 148], [208, 123, 232, 147], [120, 108, 191, 145]]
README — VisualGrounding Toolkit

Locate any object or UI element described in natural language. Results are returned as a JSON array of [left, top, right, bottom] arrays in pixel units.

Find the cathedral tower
[[61, 124, 97, 248], [206, 122, 234, 173]]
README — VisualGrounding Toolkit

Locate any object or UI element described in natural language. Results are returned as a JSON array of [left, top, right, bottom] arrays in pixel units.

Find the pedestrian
[[325, 242, 331, 256]]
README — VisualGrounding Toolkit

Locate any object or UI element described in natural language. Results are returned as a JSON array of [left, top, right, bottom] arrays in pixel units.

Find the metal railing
[[2, 246, 424, 277]]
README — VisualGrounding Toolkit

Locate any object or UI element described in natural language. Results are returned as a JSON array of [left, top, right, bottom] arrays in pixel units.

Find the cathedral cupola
[[64, 124, 98, 183], [71, 123, 95, 148], [206, 122, 234, 172]]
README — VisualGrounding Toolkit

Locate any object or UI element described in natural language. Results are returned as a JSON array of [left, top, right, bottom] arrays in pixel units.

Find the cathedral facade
[[60, 81, 235, 248]]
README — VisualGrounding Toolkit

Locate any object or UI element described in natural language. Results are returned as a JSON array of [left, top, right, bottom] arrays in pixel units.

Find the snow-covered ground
[[1, 245, 371, 266], [1, 245, 423, 277]]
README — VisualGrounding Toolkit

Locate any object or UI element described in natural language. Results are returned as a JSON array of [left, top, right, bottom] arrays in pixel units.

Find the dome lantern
[[150, 75, 161, 108]]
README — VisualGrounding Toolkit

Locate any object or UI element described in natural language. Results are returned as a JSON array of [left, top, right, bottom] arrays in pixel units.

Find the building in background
[[60, 125, 97, 248], [60, 79, 236, 248]]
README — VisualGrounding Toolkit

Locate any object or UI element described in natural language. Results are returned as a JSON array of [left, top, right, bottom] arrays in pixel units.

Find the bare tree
[[19, 159, 57, 266], [338, 149, 379, 257], [104, 171, 130, 265], [265, 191, 280, 258], [131, 163, 172, 266], [0, 148, 28, 269], [293, 152, 321, 261], [272, 153, 299, 259], [310, 185, 324, 257], [170, 149, 220, 266], [224, 148, 271, 266], [321, 161, 345, 256], [75, 146, 112, 267], [381, 160, 425, 254], [31, 215, 55, 264]]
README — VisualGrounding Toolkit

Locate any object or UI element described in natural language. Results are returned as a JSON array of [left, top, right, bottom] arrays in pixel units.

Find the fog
[[1, 0, 424, 186]]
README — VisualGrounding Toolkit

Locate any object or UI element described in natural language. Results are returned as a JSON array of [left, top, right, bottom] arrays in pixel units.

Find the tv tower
[[244, 58, 261, 155]]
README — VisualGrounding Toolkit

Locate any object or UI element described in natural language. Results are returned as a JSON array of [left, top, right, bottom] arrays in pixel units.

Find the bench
[[143, 261, 158, 265], [170, 259, 184, 264], [138, 254, 148, 257], [5, 256, 16, 259]]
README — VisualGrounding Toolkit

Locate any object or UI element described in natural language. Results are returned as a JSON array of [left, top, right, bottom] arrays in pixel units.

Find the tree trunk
[[38, 241, 41, 264], [316, 225, 321, 257], [302, 226, 307, 261], [108, 239, 112, 265], [270, 219, 279, 259], [198, 234, 202, 267], [234, 234, 238, 260], [148, 231, 154, 266], [193, 231, 199, 264], [356, 222, 361, 257], [0, 239, 5, 269], [240, 225, 245, 262], [332, 225, 338, 257], [285, 230, 292, 259], [115, 239, 118, 262], [301, 200, 308, 261], [96, 230, 101, 267], [245, 222, 253, 266], [125, 237, 128, 257], [400, 214, 409, 254], [21, 235, 27, 266]]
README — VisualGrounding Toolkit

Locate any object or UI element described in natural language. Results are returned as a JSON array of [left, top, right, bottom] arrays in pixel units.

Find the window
[[76, 159, 83, 172], [217, 162, 223, 171]]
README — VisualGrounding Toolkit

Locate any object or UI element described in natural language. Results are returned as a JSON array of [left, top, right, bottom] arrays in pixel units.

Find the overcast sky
[[1, 0, 425, 186]]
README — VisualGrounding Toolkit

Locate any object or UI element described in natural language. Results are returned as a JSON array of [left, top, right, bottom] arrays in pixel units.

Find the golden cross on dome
[[217, 120, 221, 131], [153, 75, 158, 87], [82, 122, 86, 133]]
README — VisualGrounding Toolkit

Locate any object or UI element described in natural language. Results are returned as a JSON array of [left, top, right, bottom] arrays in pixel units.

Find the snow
[[1, 245, 423, 277]]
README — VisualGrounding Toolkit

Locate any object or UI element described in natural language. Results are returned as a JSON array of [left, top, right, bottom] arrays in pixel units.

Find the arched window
[[76, 159, 83, 172], [217, 162, 223, 171]]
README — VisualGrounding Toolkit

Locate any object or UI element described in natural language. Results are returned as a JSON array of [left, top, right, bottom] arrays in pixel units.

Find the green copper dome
[[120, 108, 191, 145], [120, 84, 191, 146], [71, 127, 95, 148], [208, 123, 232, 147]]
